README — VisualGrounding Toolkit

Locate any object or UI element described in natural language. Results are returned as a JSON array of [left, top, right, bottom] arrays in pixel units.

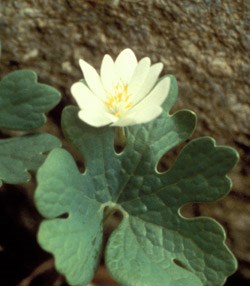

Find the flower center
[[105, 81, 133, 117]]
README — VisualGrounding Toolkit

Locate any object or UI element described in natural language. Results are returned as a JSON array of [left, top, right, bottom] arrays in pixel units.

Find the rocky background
[[0, 0, 249, 285]]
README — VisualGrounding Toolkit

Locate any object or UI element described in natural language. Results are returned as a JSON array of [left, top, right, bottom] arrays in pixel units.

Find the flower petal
[[71, 82, 105, 111], [100, 54, 118, 92], [79, 59, 106, 101], [129, 76, 171, 113], [129, 62, 163, 105], [115, 48, 137, 83], [112, 105, 163, 127], [135, 62, 163, 100], [78, 110, 116, 127], [128, 57, 151, 101]]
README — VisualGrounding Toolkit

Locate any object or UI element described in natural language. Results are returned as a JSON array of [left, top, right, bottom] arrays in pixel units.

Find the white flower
[[71, 48, 170, 127]]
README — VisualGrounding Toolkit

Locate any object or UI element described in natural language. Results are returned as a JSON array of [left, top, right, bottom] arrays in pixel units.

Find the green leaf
[[35, 75, 238, 286], [0, 133, 61, 186], [0, 70, 61, 130], [36, 148, 103, 285], [106, 137, 238, 286]]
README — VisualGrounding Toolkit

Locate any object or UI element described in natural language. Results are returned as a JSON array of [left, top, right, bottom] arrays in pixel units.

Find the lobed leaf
[[0, 70, 61, 130], [0, 133, 61, 186], [107, 136, 238, 286], [36, 148, 102, 285], [35, 75, 238, 286]]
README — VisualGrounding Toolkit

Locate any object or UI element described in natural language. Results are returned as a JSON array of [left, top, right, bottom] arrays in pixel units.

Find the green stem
[[103, 207, 116, 223], [115, 127, 126, 149]]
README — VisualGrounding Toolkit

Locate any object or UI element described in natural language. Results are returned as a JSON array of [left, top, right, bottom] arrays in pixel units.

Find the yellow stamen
[[105, 81, 133, 117], [115, 111, 121, 117], [125, 102, 133, 109]]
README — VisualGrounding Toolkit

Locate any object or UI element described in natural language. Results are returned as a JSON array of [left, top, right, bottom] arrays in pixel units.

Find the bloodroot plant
[[0, 70, 61, 186], [1, 49, 238, 286]]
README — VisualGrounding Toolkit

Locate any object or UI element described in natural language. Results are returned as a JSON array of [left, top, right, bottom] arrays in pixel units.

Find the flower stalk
[[115, 127, 126, 151]]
